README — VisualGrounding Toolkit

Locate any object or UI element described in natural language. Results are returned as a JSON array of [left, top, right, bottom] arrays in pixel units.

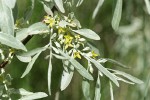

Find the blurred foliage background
[[6, 0, 150, 100]]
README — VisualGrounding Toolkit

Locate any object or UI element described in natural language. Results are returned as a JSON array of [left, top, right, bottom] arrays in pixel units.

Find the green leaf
[[48, 49, 52, 95], [92, 0, 104, 19], [16, 55, 31, 63], [0, 32, 27, 51], [16, 28, 29, 41], [58, 49, 93, 80], [61, 60, 74, 90], [43, 3, 54, 16], [109, 81, 114, 100], [94, 74, 101, 100], [76, 0, 84, 7], [16, 22, 49, 41], [82, 80, 91, 100], [18, 47, 47, 57], [54, 0, 65, 13], [105, 58, 130, 69], [0, 0, 14, 35], [111, 0, 122, 31], [73, 29, 100, 40], [145, 0, 150, 14], [69, 58, 94, 81], [90, 58, 119, 86], [21, 52, 41, 78], [28, 22, 49, 35], [4, 0, 16, 9], [53, 54, 68, 60], [108, 69, 143, 84], [20, 92, 48, 100]]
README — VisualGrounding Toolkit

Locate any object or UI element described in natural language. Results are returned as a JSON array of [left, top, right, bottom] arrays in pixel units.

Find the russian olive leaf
[[92, 0, 104, 19], [76, 0, 84, 7], [108, 69, 143, 84], [73, 29, 100, 40], [94, 74, 101, 100], [82, 80, 91, 100], [21, 52, 41, 78], [54, 0, 65, 13], [90, 58, 119, 87], [0, 32, 27, 51], [4, 0, 16, 9], [61, 60, 74, 90], [18, 47, 47, 57], [16, 55, 31, 63], [109, 81, 114, 100], [0, 0, 14, 35], [69, 58, 94, 81], [20, 92, 48, 100], [48, 49, 52, 95], [145, 0, 150, 14], [111, 0, 122, 31]]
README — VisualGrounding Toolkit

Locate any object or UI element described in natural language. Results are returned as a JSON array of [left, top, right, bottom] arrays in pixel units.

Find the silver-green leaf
[[20, 92, 48, 100], [21, 52, 41, 78], [4, 0, 16, 9], [60, 60, 74, 90], [94, 74, 101, 100], [92, 0, 104, 19], [73, 29, 100, 40], [109, 69, 143, 84], [111, 0, 123, 31], [69, 58, 94, 81], [82, 80, 91, 100], [0, 0, 14, 35], [90, 58, 119, 87], [144, 0, 150, 14], [0, 32, 27, 51], [54, 0, 65, 13]]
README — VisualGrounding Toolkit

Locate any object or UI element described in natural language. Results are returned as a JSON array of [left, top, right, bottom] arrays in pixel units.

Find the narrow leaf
[[28, 22, 49, 35], [108, 69, 143, 84], [109, 81, 114, 100], [20, 92, 48, 100], [90, 58, 119, 86], [144, 0, 150, 14], [94, 74, 101, 100], [92, 0, 104, 19], [54, 0, 65, 13], [21, 52, 41, 78], [4, 0, 16, 9], [0, 32, 27, 51], [16, 55, 31, 63], [48, 49, 52, 95], [43, 3, 53, 16], [111, 0, 123, 31], [69, 58, 94, 81], [73, 29, 100, 40], [18, 47, 47, 57], [82, 80, 91, 100], [76, 0, 84, 7], [19, 88, 33, 96], [60, 60, 74, 90], [16, 28, 29, 41], [0, 0, 14, 35]]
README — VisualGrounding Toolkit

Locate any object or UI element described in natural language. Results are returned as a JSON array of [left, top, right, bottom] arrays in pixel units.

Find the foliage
[[0, 0, 147, 100]]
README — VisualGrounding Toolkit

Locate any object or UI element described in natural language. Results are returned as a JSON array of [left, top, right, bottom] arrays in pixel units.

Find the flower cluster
[[43, 13, 98, 60]]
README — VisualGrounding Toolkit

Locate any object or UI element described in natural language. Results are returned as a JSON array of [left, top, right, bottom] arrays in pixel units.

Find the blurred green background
[[7, 0, 150, 100]]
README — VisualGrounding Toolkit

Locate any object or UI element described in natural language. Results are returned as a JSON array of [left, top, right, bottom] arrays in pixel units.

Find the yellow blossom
[[58, 27, 66, 34], [73, 51, 81, 59], [64, 34, 73, 49], [75, 35, 80, 39], [91, 51, 98, 58], [44, 16, 55, 27]]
